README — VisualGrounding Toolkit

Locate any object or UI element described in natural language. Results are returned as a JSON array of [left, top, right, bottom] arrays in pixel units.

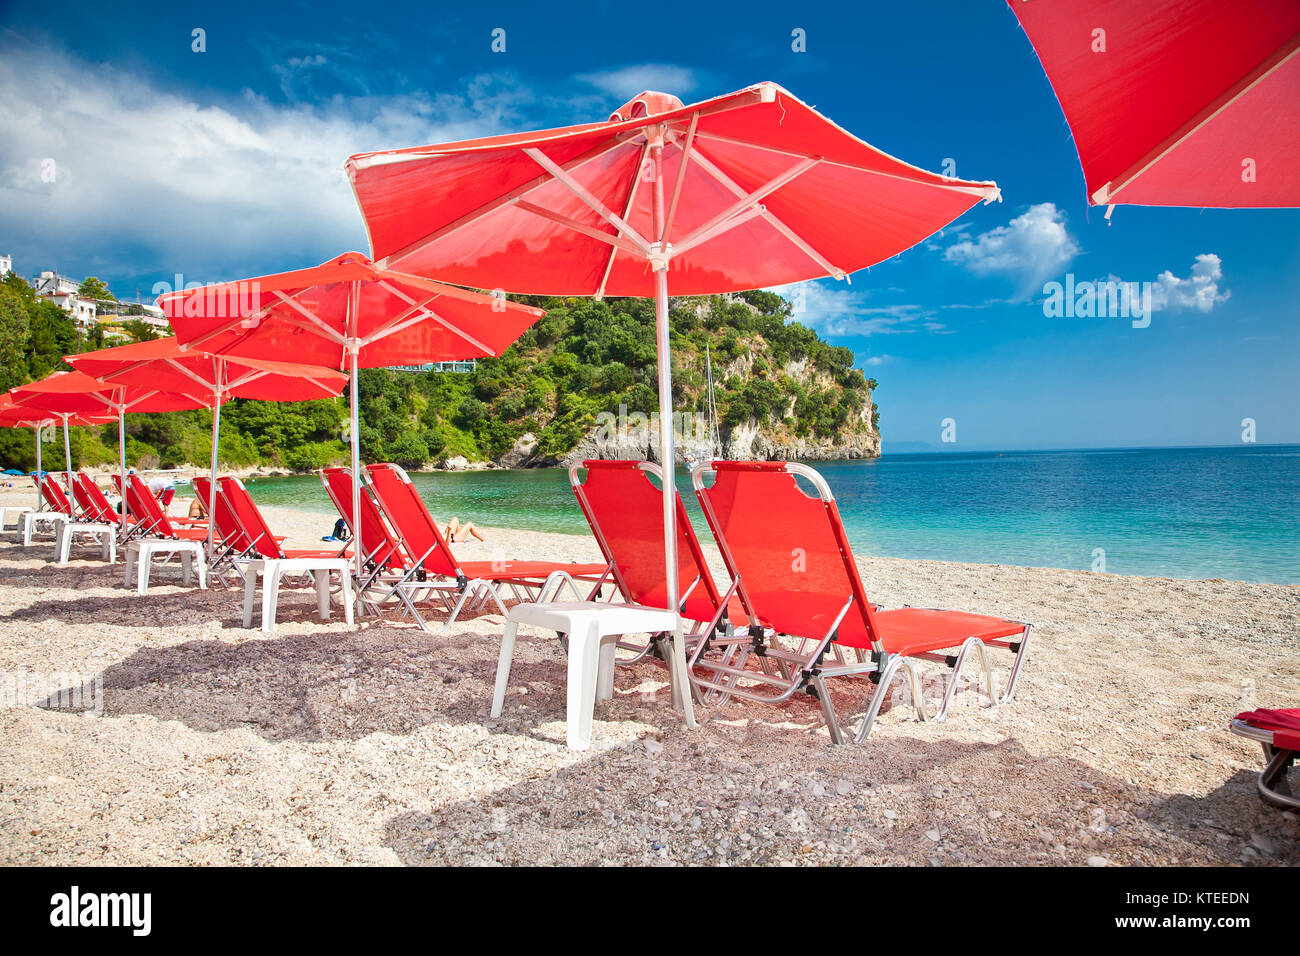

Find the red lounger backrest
[[42, 475, 74, 516], [124, 473, 177, 537], [364, 463, 461, 579], [694, 460, 879, 650], [217, 476, 283, 559], [73, 473, 114, 522], [571, 459, 725, 620], [321, 467, 403, 569], [193, 476, 245, 550]]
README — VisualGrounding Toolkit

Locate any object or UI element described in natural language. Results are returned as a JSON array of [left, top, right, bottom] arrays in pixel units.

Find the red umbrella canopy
[[0, 394, 113, 428], [9, 370, 209, 417], [160, 252, 545, 367], [345, 81, 1001, 295], [67, 337, 348, 402], [1008, 0, 1300, 208]]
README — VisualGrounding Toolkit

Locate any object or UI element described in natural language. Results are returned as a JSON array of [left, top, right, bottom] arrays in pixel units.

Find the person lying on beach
[[445, 516, 484, 543], [322, 518, 350, 543]]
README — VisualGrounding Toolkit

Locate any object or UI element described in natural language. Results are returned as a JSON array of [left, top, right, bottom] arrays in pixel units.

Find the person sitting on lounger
[[188, 495, 207, 519], [445, 516, 484, 543]]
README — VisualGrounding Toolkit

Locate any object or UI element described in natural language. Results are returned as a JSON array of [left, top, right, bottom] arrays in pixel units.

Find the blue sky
[[1, 0, 1296, 450]]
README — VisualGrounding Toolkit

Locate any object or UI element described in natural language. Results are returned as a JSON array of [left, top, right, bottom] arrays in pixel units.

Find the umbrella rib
[[522, 147, 654, 253], [596, 140, 650, 300], [514, 200, 648, 259], [662, 112, 699, 243], [356, 291, 440, 346], [271, 292, 348, 345], [371, 286, 496, 356], [376, 138, 627, 269], [1093, 32, 1300, 204], [691, 129, 1000, 200], [670, 156, 821, 258], [685, 145, 848, 278]]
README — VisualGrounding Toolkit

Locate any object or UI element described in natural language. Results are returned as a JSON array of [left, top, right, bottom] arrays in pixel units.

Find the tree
[[120, 320, 161, 343], [78, 277, 115, 301], [0, 286, 30, 391]]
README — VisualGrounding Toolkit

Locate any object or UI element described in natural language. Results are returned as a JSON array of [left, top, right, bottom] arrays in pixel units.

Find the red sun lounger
[[119, 473, 208, 542], [320, 466, 412, 608], [691, 460, 1032, 744], [364, 461, 610, 629], [1230, 707, 1300, 810], [570, 459, 745, 665]]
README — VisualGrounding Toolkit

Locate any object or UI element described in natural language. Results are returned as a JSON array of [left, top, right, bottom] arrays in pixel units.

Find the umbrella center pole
[[347, 337, 364, 616]]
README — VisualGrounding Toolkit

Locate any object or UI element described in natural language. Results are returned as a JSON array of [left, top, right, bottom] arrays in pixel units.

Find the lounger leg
[[242, 567, 259, 628], [1002, 625, 1032, 703], [1258, 747, 1299, 810], [853, 657, 928, 745], [490, 620, 519, 718], [566, 622, 601, 751], [812, 674, 845, 745], [936, 638, 995, 721]]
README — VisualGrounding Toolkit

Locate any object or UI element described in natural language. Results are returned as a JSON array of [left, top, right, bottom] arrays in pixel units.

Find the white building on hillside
[[0, 255, 11, 278], [40, 291, 97, 327], [33, 270, 80, 297]]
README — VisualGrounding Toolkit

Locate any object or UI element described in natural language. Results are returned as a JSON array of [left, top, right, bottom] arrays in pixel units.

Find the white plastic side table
[[491, 600, 692, 750]]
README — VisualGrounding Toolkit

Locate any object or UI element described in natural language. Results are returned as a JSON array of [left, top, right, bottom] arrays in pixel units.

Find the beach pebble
[[1087, 856, 1110, 867]]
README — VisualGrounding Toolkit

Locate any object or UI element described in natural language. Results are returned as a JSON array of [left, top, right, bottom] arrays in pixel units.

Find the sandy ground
[[0, 482, 1296, 867]]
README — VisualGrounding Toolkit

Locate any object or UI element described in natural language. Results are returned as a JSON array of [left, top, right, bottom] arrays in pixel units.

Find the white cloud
[[1152, 253, 1230, 312], [575, 64, 699, 101], [0, 46, 542, 284], [943, 202, 1080, 296], [862, 354, 893, 366], [770, 281, 944, 337]]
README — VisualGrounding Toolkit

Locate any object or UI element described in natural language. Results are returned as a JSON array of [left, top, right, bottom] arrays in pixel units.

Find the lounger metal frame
[[690, 460, 1032, 744], [1230, 718, 1299, 810]]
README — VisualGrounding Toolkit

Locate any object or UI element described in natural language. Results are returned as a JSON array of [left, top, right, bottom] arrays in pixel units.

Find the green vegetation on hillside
[[0, 273, 876, 472]]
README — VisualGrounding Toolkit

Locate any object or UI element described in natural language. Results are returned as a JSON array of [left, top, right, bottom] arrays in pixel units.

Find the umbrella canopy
[[346, 81, 1000, 725], [11, 370, 211, 527], [1008, 0, 1300, 209], [161, 251, 546, 589], [161, 252, 544, 366], [1, 391, 117, 510], [67, 338, 349, 549], [346, 82, 1000, 294]]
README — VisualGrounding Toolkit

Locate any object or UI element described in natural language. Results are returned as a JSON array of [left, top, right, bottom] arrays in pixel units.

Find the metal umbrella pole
[[61, 415, 74, 508], [347, 279, 363, 603], [648, 131, 692, 722], [117, 405, 128, 534], [33, 424, 42, 510]]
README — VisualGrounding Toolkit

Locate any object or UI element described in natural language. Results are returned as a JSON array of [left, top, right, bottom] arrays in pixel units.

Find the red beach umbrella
[[10, 371, 211, 530], [1007, 0, 1300, 210], [160, 251, 546, 585], [0, 395, 113, 510], [68, 338, 349, 550], [345, 80, 1001, 724]]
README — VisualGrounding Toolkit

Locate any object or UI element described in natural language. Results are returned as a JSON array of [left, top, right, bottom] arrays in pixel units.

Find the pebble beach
[[0, 486, 1296, 867]]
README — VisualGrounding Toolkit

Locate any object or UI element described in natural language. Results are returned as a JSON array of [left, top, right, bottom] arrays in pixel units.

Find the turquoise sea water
[[243, 445, 1300, 585]]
